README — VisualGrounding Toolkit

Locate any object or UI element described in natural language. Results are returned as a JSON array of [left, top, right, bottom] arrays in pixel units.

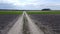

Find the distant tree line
[[41, 8, 51, 11]]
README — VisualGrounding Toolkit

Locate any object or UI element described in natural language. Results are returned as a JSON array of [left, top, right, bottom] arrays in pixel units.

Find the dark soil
[[29, 14, 60, 34], [0, 14, 19, 34]]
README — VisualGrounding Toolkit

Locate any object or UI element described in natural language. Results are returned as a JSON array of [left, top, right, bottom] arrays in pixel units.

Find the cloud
[[0, 3, 19, 9], [0, 0, 60, 10], [0, 0, 44, 6]]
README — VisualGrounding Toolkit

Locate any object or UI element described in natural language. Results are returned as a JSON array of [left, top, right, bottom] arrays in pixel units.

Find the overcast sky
[[0, 0, 60, 10]]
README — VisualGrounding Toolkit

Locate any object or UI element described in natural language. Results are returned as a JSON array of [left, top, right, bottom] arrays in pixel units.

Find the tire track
[[24, 11, 44, 34], [7, 12, 24, 34]]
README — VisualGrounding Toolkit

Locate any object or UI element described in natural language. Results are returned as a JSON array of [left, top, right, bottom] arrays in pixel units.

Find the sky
[[0, 0, 60, 10]]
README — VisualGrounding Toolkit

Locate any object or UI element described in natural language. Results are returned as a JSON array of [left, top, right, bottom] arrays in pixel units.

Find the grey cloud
[[0, 3, 18, 9]]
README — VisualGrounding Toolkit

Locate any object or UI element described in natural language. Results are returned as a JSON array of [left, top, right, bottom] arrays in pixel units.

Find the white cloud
[[0, 0, 46, 6]]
